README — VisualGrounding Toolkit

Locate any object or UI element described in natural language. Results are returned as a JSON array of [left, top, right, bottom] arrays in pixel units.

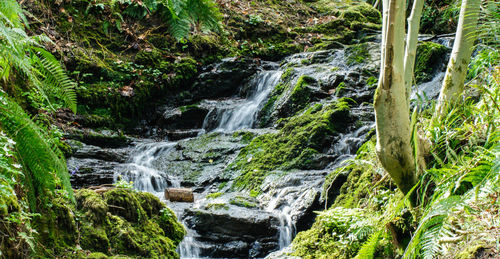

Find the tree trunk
[[435, 0, 481, 117], [404, 0, 425, 102], [374, 0, 417, 197]]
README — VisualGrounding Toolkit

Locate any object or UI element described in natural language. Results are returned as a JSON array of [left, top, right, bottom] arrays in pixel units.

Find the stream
[[67, 36, 451, 258]]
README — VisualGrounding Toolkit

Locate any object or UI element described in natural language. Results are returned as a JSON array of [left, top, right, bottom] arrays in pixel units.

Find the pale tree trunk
[[404, 0, 425, 102], [374, 0, 417, 197], [435, 0, 481, 117]]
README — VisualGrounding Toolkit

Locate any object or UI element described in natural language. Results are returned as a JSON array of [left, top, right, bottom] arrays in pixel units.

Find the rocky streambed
[[66, 37, 450, 258]]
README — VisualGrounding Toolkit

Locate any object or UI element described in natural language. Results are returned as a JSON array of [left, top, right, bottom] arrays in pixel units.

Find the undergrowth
[[291, 46, 500, 258]]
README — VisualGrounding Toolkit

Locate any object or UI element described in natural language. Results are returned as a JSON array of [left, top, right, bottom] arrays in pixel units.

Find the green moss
[[232, 131, 257, 144], [289, 75, 315, 113], [415, 41, 448, 83], [328, 139, 379, 208], [104, 188, 146, 223], [346, 43, 370, 65], [456, 243, 486, 259], [291, 207, 378, 259], [231, 100, 351, 192], [87, 252, 109, 259], [184, 170, 202, 184], [206, 203, 229, 210], [76, 189, 108, 223], [80, 224, 110, 253], [206, 192, 223, 199], [341, 3, 381, 24], [135, 49, 164, 66], [136, 192, 164, 218], [73, 189, 185, 257], [156, 207, 186, 246], [229, 195, 258, 208]]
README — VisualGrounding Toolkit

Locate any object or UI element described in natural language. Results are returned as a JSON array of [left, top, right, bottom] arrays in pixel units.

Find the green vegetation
[[206, 192, 223, 199], [415, 42, 448, 83], [231, 100, 351, 192], [291, 47, 500, 258], [346, 43, 370, 65], [1, 0, 499, 258]]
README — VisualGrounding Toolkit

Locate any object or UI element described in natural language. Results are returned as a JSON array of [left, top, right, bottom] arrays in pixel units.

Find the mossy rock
[[136, 192, 164, 218], [415, 41, 448, 83], [104, 188, 147, 223], [291, 207, 379, 259], [105, 214, 178, 258], [80, 224, 110, 253], [156, 207, 186, 246], [231, 100, 351, 192], [346, 43, 370, 65], [341, 3, 382, 24], [76, 189, 108, 223], [75, 189, 184, 258]]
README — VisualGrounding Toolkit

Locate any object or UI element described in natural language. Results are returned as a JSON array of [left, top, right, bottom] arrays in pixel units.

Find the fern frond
[[32, 47, 77, 113], [354, 230, 382, 259], [0, 94, 74, 207]]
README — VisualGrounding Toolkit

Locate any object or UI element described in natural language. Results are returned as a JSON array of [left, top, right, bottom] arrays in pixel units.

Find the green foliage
[[292, 207, 379, 259], [0, 0, 77, 112], [107, 0, 222, 40], [415, 42, 448, 83], [475, 1, 499, 49], [0, 93, 74, 208], [420, 0, 460, 34]]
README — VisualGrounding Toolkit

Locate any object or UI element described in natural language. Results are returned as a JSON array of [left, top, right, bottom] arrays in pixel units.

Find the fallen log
[[165, 188, 194, 203]]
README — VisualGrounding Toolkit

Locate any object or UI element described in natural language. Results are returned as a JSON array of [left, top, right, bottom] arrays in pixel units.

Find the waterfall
[[178, 222, 201, 258], [116, 141, 179, 196], [211, 70, 282, 132], [265, 189, 296, 250]]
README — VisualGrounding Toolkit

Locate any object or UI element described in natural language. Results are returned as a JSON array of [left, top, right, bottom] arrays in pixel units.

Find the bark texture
[[374, 0, 417, 196], [435, 0, 481, 117], [404, 0, 425, 102]]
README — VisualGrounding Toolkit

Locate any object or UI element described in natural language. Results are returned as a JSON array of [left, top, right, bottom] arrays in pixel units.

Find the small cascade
[[117, 141, 178, 195], [276, 206, 294, 249], [178, 225, 202, 258], [208, 70, 282, 132], [265, 189, 296, 250], [330, 123, 374, 166], [411, 72, 446, 102]]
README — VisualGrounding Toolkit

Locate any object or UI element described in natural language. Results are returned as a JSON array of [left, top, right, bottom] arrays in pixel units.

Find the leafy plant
[[105, 0, 222, 40]]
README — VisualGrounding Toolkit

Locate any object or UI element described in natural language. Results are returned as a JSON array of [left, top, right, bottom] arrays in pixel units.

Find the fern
[[354, 230, 382, 259], [0, 93, 74, 208], [118, 0, 222, 40], [32, 48, 77, 113]]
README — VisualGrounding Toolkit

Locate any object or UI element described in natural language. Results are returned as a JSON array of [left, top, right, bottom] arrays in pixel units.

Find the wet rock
[[260, 170, 327, 233], [65, 129, 131, 148], [71, 143, 128, 163], [68, 158, 117, 189], [191, 57, 260, 100], [151, 132, 250, 186], [164, 129, 204, 141], [67, 142, 129, 189], [158, 105, 209, 130], [184, 206, 280, 258]]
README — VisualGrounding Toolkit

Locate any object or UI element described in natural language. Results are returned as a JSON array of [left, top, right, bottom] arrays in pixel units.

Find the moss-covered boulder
[[291, 207, 379, 259], [415, 41, 448, 83], [231, 100, 351, 192], [39, 188, 185, 258]]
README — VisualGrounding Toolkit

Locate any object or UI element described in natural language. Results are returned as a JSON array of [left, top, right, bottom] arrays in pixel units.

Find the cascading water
[[116, 141, 180, 196], [209, 70, 282, 132], [93, 40, 449, 258], [265, 188, 296, 250]]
